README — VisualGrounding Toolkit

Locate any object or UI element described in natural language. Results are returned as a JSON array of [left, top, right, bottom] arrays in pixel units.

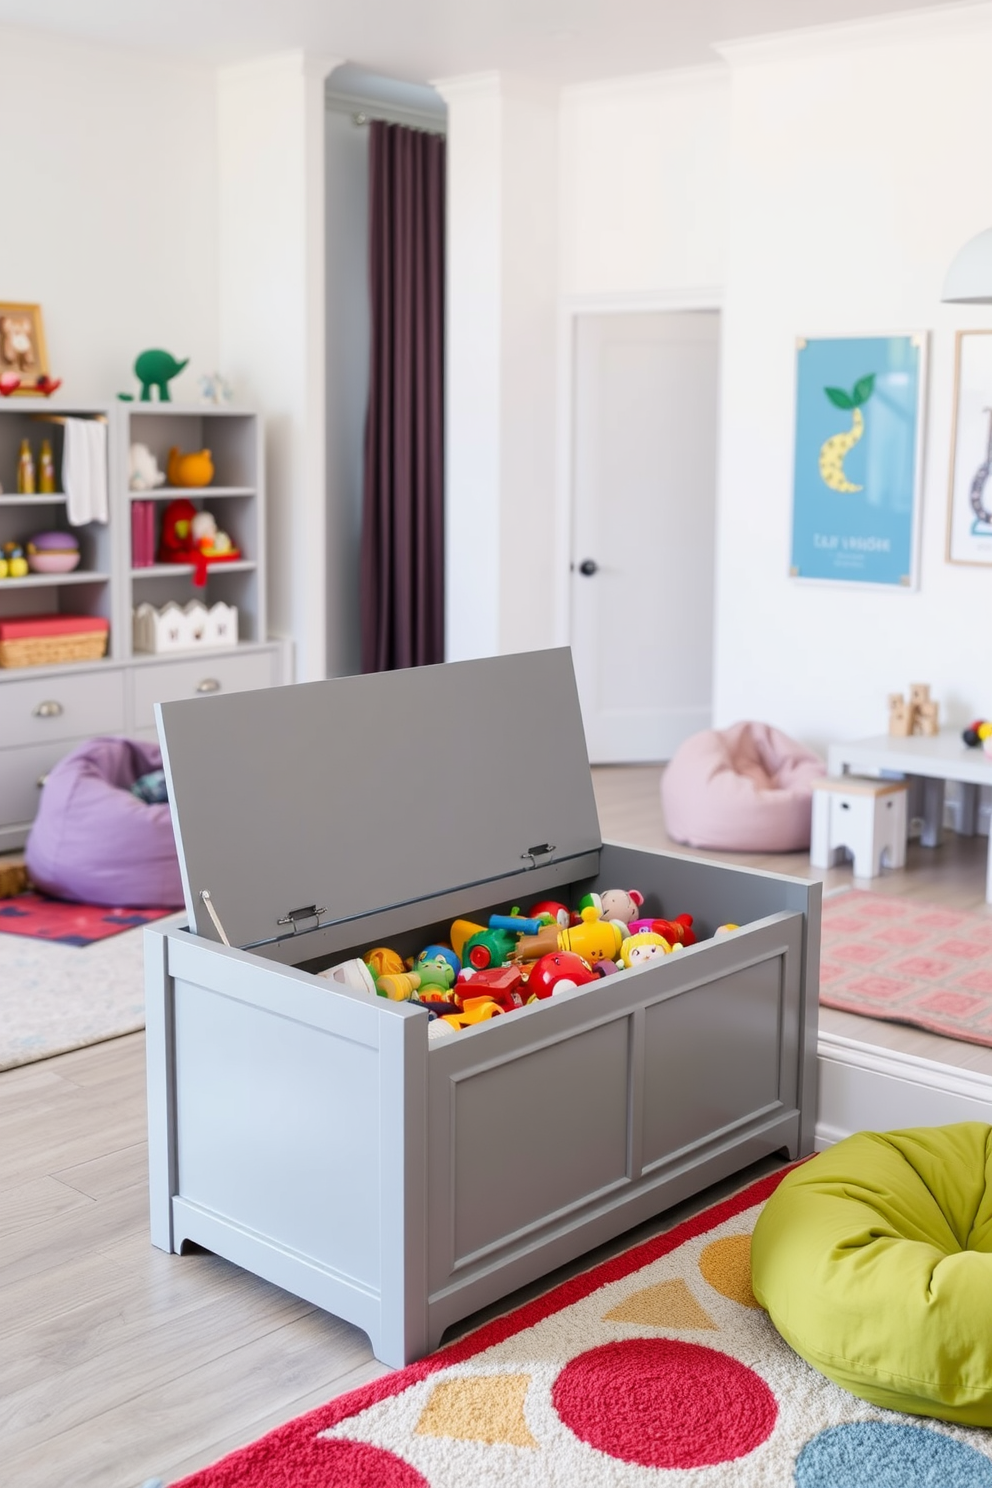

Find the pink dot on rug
[[551, 1339, 776, 1468]]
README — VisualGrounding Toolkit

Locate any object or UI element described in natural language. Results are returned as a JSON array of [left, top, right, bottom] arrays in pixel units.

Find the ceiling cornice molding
[[217, 49, 343, 84], [432, 70, 559, 107], [561, 61, 728, 103], [714, 0, 992, 67], [430, 70, 501, 101]]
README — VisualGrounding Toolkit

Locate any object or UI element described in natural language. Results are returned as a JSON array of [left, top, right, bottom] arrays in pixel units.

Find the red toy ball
[[526, 951, 597, 1001], [529, 899, 578, 928]]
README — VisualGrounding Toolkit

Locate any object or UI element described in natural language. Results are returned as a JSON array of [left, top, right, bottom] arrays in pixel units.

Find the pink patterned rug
[[820, 890, 992, 1046]]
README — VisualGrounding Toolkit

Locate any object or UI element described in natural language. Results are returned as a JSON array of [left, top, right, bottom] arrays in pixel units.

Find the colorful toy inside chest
[[319, 894, 717, 1038]]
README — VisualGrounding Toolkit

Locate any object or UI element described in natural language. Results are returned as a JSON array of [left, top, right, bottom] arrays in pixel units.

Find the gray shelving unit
[[0, 400, 287, 851]]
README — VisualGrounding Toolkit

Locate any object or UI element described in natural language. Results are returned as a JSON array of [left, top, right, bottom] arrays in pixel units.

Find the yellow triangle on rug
[[603, 1277, 717, 1330]]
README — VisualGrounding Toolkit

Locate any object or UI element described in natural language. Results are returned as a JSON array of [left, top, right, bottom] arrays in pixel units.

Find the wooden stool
[[810, 776, 909, 879]]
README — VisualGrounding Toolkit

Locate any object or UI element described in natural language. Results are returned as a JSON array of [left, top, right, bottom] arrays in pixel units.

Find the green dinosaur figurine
[[133, 348, 189, 402]]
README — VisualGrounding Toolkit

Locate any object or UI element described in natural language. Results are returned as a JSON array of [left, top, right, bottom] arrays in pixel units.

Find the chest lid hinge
[[520, 842, 556, 868], [276, 903, 327, 933]]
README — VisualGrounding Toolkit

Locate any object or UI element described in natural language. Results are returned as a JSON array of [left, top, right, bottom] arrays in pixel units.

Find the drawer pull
[[32, 700, 64, 719], [195, 678, 221, 695], [37, 773, 49, 788]]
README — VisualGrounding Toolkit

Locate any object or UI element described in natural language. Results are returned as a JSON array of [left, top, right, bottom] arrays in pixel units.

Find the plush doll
[[619, 931, 677, 968], [577, 889, 644, 926], [129, 443, 165, 491]]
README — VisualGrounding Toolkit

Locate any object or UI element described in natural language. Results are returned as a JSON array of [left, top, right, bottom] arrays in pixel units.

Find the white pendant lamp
[[942, 227, 992, 302]]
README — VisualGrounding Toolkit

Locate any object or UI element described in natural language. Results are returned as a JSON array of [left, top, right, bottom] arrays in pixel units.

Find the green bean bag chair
[[752, 1124, 992, 1427]]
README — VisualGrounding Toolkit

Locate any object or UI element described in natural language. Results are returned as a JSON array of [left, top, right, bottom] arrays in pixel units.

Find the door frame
[[553, 287, 725, 649]]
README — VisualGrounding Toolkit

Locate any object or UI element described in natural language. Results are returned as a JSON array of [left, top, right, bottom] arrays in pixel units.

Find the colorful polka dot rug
[[171, 1169, 992, 1488]]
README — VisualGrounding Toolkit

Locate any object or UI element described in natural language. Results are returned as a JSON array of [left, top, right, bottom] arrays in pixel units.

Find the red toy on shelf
[[157, 498, 241, 587]]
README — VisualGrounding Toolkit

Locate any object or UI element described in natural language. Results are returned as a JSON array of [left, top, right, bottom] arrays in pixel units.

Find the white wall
[[558, 11, 992, 750], [713, 7, 992, 748], [0, 25, 218, 404], [559, 67, 730, 301], [439, 74, 559, 661], [218, 51, 339, 683]]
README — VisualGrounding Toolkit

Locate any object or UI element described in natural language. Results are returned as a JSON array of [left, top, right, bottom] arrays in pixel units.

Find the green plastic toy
[[131, 348, 190, 402]]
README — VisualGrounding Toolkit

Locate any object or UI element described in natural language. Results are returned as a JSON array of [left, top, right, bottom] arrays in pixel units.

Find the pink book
[[131, 502, 145, 567], [132, 501, 156, 567]]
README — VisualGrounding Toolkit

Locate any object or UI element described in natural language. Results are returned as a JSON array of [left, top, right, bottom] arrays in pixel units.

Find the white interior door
[[571, 310, 719, 763]]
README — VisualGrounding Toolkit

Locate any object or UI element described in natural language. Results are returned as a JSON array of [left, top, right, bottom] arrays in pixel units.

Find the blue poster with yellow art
[[790, 334, 926, 587]]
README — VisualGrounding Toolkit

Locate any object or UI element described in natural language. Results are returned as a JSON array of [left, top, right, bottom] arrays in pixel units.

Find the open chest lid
[[156, 647, 603, 950]]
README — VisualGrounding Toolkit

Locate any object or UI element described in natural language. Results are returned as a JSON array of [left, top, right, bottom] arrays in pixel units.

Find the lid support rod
[[200, 889, 231, 947]]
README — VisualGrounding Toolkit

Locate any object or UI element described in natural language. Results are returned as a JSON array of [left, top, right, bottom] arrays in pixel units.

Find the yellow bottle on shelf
[[38, 438, 56, 494], [17, 439, 35, 495]]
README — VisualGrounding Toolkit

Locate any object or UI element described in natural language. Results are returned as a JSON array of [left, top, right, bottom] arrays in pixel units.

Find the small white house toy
[[133, 599, 238, 654], [129, 442, 166, 491]]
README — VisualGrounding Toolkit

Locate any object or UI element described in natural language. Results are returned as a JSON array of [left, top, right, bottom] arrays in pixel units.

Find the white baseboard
[[814, 1031, 992, 1148]]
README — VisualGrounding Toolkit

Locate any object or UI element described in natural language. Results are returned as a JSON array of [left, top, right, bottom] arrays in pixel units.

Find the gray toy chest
[[145, 648, 820, 1367]]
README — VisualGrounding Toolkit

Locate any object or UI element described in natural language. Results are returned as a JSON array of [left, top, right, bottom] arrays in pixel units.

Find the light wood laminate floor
[[5, 764, 992, 1487]]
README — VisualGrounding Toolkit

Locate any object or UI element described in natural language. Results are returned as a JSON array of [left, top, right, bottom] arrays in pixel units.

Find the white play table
[[827, 730, 992, 902]]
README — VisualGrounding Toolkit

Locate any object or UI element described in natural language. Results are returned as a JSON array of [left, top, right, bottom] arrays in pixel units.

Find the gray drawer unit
[[131, 648, 277, 731], [1, 666, 125, 749], [147, 649, 820, 1369], [0, 735, 91, 851]]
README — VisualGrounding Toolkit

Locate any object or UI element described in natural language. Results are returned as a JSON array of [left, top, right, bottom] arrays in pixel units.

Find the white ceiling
[[0, 0, 973, 82]]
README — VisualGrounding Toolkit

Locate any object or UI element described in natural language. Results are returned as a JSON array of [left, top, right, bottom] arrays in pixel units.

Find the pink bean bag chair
[[661, 721, 824, 853], [26, 737, 183, 907]]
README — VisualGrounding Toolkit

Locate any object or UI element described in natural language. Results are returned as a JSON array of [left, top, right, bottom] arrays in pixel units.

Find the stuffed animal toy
[[157, 499, 239, 586], [577, 889, 644, 926], [129, 443, 166, 491]]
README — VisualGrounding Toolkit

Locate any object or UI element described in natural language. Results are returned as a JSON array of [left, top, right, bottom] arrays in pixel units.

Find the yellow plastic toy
[[375, 971, 421, 1001], [512, 907, 626, 966], [440, 996, 503, 1030], [364, 946, 405, 978], [167, 446, 215, 488], [450, 918, 486, 962]]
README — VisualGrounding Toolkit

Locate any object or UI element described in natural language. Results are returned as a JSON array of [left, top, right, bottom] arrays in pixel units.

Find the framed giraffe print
[[947, 329, 992, 566], [789, 333, 927, 588]]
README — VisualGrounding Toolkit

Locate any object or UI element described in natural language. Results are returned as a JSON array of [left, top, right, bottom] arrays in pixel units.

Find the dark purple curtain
[[360, 120, 446, 673]]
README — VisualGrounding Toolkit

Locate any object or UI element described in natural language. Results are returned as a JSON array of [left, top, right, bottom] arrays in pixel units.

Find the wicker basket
[[0, 631, 109, 669]]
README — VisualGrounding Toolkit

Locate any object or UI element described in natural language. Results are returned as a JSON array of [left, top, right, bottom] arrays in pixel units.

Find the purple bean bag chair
[[662, 721, 825, 853], [26, 737, 183, 907]]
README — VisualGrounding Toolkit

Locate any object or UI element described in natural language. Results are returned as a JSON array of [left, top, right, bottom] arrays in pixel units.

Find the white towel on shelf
[[63, 418, 109, 526]]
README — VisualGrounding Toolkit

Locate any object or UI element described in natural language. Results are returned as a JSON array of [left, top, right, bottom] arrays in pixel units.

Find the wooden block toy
[[888, 683, 939, 738], [888, 694, 914, 737], [915, 700, 940, 737]]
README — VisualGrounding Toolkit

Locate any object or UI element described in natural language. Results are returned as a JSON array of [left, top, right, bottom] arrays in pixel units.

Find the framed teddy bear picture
[[0, 301, 48, 394]]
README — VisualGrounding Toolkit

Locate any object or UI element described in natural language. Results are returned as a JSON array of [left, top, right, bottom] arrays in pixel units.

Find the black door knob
[[578, 558, 598, 576]]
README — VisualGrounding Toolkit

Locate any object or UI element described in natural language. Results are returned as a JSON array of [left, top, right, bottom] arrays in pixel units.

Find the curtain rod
[[350, 110, 445, 136]]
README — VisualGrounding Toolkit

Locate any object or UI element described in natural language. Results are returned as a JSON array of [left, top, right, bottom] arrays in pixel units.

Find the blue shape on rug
[[0, 904, 30, 918], [795, 1423, 992, 1487]]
